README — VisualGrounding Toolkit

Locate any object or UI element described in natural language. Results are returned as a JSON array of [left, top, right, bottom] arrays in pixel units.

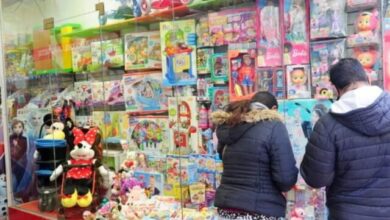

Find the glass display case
[[0, 0, 386, 219]]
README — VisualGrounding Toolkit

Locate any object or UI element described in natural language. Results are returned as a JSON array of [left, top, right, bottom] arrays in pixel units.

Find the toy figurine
[[238, 54, 256, 95]]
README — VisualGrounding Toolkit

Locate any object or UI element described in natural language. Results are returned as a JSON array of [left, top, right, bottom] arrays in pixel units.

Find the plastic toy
[[168, 96, 198, 155], [354, 47, 380, 84], [286, 65, 311, 99], [129, 116, 169, 154], [123, 72, 171, 113], [211, 53, 228, 83], [310, 0, 347, 40], [347, 0, 378, 11], [310, 39, 345, 99], [348, 9, 380, 47], [228, 47, 257, 101], [198, 105, 209, 129], [197, 78, 211, 101], [43, 121, 65, 140], [257, 68, 286, 99], [124, 31, 162, 70], [160, 19, 197, 86], [197, 48, 213, 74], [283, 0, 310, 65], [133, 171, 164, 198], [208, 7, 257, 46]]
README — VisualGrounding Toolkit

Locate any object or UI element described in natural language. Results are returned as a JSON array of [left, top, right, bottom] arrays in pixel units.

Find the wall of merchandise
[[2, 0, 388, 219]]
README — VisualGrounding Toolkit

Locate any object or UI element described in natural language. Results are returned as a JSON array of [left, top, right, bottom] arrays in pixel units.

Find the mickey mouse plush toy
[[50, 127, 108, 208]]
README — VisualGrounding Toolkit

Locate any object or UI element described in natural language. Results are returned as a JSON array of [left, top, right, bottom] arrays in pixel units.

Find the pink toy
[[291, 207, 305, 220], [354, 47, 379, 83], [348, 9, 380, 47]]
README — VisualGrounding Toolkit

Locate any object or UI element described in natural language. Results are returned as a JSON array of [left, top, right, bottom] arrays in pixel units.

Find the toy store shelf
[[8, 200, 57, 220], [61, 5, 191, 38], [188, 0, 252, 11]]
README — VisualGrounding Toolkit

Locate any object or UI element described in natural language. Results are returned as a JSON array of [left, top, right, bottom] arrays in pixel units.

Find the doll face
[[12, 123, 23, 135], [243, 55, 252, 66], [291, 69, 306, 85], [357, 52, 375, 68], [357, 13, 373, 31], [70, 141, 95, 160]]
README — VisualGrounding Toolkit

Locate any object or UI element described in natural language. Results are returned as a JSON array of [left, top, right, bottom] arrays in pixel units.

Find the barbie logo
[[292, 49, 308, 58]]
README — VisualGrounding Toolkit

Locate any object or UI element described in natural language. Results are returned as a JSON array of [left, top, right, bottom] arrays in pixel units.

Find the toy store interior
[[1, 0, 390, 219]]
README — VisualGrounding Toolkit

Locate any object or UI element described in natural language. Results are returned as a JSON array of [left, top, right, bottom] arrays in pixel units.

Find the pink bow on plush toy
[[73, 127, 98, 145]]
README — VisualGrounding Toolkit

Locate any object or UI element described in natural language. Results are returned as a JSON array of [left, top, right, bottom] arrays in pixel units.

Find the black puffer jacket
[[212, 109, 298, 218], [301, 87, 390, 220]]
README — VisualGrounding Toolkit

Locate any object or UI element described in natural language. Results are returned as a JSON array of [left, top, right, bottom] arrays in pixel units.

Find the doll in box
[[348, 9, 380, 47], [259, 0, 281, 47], [354, 47, 379, 83], [287, 65, 311, 99], [230, 52, 257, 99]]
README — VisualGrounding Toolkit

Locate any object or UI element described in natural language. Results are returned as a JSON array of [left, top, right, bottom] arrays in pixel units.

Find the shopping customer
[[212, 91, 298, 220], [301, 58, 390, 220]]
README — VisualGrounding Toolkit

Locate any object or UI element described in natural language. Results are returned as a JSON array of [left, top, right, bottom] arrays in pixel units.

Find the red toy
[[354, 47, 378, 83]]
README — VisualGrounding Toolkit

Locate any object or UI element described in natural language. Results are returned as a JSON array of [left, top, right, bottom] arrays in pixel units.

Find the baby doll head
[[354, 48, 377, 69], [356, 10, 379, 32], [290, 67, 307, 86]]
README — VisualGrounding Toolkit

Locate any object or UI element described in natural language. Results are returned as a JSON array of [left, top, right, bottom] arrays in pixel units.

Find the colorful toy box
[[91, 38, 124, 70], [166, 155, 198, 185], [228, 45, 258, 101], [124, 31, 162, 70], [128, 116, 170, 155], [197, 48, 213, 74], [72, 45, 92, 73], [123, 72, 171, 114], [92, 111, 129, 142], [196, 16, 212, 47], [257, 0, 283, 67], [283, 0, 310, 65], [310, 0, 347, 40], [91, 81, 105, 107], [208, 7, 257, 46], [160, 19, 197, 86], [310, 39, 345, 99], [347, 9, 380, 47], [104, 80, 125, 106], [134, 171, 165, 197], [211, 53, 228, 83], [168, 96, 199, 155], [209, 86, 229, 111], [257, 67, 286, 99], [74, 81, 93, 108], [286, 64, 311, 99]]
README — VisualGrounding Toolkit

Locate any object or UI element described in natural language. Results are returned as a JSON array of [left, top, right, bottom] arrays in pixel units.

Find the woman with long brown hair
[[212, 91, 298, 220]]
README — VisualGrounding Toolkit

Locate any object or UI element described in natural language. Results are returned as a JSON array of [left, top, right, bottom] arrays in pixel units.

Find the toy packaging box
[[166, 155, 198, 185], [160, 19, 197, 87], [147, 154, 167, 174], [196, 16, 212, 47], [353, 46, 381, 85], [124, 31, 162, 70], [197, 78, 212, 101], [72, 45, 92, 73], [257, 68, 286, 99], [257, 0, 283, 67], [168, 96, 199, 155], [91, 38, 124, 71], [286, 64, 311, 99], [197, 48, 213, 74], [74, 81, 93, 108], [128, 116, 170, 155], [209, 86, 229, 111], [283, 0, 310, 65], [104, 80, 125, 106], [310, 39, 345, 99], [347, 9, 380, 47], [123, 72, 171, 114], [310, 0, 347, 40], [189, 183, 206, 205], [74, 115, 93, 128], [91, 81, 105, 107], [347, 0, 378, 11], [134, 171, 165, 197], [211, 53, 229, 83], [92, 111, 128, 142], [228, 45, 258, 101], [208, 7, 257, 46], [286, 188, 328, 220]]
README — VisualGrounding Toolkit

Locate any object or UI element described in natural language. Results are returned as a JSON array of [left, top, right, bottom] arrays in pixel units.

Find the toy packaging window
[[257, 67, 286, 99], [286, 64, 311, 99], [228, 45, 258, 101], [257, 0, 283, 67], [282, 0, 310, 65]]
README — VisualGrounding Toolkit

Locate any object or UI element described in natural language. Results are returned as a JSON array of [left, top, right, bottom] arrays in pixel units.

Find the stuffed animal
[[43, 121, 65, 139], [50, 127, 109, 208]]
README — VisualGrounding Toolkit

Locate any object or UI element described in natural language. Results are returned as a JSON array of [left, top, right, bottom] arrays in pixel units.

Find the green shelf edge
[[59, 0, 245, 39]]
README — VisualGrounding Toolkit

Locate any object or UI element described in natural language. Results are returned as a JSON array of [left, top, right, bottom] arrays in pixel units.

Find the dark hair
[[224, 91, 278, 126], [329, 58, 369, 90], [11, 119, 24, 129], [284, 42, 292, 51]]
